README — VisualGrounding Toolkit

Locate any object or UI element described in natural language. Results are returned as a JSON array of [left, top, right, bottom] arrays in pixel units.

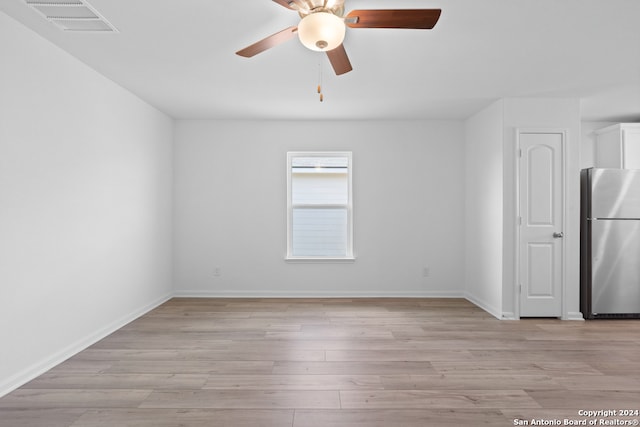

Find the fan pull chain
[[317, 61, 324, 102]]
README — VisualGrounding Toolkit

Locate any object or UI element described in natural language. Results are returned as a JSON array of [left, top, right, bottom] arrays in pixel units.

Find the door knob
[[553, 232, 564, 238]]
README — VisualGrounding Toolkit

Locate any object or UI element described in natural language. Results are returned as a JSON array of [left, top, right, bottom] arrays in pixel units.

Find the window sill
[[285, 256, 356, 263]]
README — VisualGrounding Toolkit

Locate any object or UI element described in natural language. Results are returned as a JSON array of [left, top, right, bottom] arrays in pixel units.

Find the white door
[[518, 131, 564, 317]]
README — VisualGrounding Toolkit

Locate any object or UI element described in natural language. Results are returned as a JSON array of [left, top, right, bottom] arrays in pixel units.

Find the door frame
[[514, 128, 568, 319]]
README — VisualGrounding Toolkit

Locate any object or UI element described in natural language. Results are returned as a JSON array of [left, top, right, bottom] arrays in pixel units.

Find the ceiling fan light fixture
[[297, 12, 345, 52]]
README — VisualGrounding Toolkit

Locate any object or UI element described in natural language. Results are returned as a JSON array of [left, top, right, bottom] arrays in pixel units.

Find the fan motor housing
[[297, 1, 345, 18]]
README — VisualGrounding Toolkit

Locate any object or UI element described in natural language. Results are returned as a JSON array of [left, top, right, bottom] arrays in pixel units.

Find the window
[[286, 152, 354, 261]]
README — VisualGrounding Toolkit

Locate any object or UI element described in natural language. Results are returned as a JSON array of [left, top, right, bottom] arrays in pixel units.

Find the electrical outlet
[[422, 267, 430, 277], [214, 267, 221, 277]]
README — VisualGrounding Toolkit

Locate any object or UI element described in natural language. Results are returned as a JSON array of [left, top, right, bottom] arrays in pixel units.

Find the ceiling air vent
[[25, 0, 118, 32]]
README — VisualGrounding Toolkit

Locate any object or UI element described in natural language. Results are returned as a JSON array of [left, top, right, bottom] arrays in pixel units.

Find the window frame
[[286, 151, 355, 262]]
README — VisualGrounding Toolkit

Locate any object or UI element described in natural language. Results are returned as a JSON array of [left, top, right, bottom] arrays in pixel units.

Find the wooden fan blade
[[345, 9, 441, 29], [236, 26, 298, 58], [326, 44, 353, 75]]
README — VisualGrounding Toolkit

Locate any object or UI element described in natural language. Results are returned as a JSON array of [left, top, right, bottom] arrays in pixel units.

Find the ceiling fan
[[236, 0, 441, 75]]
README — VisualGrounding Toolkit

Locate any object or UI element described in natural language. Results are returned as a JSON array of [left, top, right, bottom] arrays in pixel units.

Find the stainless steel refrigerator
[[581, 168, 640, 319]]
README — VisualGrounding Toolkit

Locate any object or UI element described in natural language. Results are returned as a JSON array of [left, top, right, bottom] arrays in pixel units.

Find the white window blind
[[287, 153, 353, 260]]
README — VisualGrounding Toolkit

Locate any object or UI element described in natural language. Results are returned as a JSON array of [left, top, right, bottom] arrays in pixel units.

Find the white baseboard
[[496, 311, 584, 321], [564, 311, 585, 321], [0, 292, 172, 398], [501, 311, 518, 320], [463, 292, 502, 319], [173, 289, 466, 298]]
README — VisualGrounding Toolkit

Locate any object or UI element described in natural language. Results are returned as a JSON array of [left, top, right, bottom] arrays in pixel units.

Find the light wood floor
[[2, 298, 640, 426]]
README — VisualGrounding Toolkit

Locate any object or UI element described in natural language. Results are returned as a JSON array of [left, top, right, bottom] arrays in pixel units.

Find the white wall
[[0, 12, 173, 395], [463, 100, 504, 317], [173, 120, 465, 297]]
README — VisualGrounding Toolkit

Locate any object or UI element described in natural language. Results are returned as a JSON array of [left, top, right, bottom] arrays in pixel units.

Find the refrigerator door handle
[[553, 232, 564, 239]]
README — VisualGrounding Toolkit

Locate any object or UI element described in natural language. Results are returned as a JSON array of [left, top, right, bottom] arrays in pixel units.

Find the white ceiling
[[2, 0, 640, 121]]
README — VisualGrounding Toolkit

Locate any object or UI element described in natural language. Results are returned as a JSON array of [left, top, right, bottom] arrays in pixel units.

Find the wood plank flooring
[[2, 298, 640, 426]]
